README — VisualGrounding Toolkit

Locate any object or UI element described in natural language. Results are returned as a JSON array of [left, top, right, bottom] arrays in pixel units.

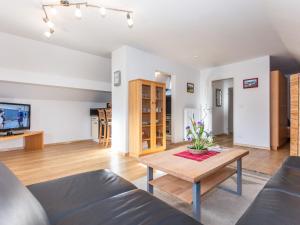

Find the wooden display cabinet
[[129, 79, 166, 157]]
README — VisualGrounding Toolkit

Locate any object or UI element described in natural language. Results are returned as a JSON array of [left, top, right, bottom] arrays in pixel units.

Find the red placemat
[[174, 150, 219, 162]]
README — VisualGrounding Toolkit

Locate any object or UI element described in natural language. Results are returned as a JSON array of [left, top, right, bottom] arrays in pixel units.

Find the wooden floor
[[215, 135, 290, 175], [0, 141, 147, 185], [0, 135, 290, 185]]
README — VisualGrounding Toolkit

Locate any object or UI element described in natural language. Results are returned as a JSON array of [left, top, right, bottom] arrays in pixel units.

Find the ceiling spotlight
[[43, 18, 55, 29], [47, 20, 55, 29], [44, 29, 54, 38], [50, 7, 58, 15], [127, 13, 133, 28], [75, 5, 82, 19], [99, 7, 106, 17], [44, 31, 51, 38]]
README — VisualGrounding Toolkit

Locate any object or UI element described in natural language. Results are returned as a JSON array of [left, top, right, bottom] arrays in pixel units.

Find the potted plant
[[186, 117, 214, 154]]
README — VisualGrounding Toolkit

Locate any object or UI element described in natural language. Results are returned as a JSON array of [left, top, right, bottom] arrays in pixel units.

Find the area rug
[[132, 170, 269, 225]]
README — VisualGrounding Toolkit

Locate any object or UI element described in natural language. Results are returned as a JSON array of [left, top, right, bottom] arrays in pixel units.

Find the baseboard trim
[[0, 139, 97, 152], [234, 142, 270, 150], [0, 147, 23, 152], [45, 139, 94, 147], [214, 133, 228, 137]]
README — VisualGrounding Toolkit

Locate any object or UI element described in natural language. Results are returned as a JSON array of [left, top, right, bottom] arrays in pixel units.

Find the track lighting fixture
[[44, 29, 54, 38], [74, 5, 82, 19], [41, 0, 134, 38], [99, 7, 106, 17], [127, 13, 133, 28], [43, 18, 55, 29]]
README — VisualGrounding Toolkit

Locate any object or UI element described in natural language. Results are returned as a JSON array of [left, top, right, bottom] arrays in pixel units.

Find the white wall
[[0, 82, 108, 151], [200, 56, 270, 149], [0, 99, 105, 151], [0, 32, 112, 150], [112, 46, 200, 154], [0, 32, 111, 91], [111, 47, 128, 153]]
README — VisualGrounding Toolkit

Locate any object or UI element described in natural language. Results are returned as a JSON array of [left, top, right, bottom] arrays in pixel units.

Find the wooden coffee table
[[139, 147, 249, 222]]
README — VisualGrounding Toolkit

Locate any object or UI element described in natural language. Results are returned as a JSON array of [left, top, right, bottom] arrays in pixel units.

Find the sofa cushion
[[264, 162, 300, 196], [56, 189, 201, 225], [236, 189, 300, 225], [283, 156, 300, 170], [0, 162, 50, 225], [28, 169, 137, 225]]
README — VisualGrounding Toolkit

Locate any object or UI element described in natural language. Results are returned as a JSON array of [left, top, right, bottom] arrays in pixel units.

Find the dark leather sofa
[[0, 162, 201, 225], [236, 156, 300, 225]]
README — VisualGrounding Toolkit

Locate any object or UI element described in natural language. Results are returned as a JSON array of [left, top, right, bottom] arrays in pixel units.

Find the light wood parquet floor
[[0, 135, 289, 185], [215, 134, 289, 175]]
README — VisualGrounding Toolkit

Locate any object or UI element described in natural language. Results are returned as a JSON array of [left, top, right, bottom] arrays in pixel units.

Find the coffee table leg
[[192, 182, 201, 222], [147, 166, 153, 194], [237, 159, 242, 195]]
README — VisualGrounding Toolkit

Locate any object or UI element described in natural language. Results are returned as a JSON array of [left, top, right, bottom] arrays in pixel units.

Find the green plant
[[186, 116, 214, 150]]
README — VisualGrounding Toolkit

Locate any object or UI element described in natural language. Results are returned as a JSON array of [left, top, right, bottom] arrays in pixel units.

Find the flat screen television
[[0, 102, 31, 133]]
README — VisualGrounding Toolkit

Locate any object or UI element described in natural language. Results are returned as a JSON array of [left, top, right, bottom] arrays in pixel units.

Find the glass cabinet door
[[155, 85, 164, 148], [141, 84, 151, 151]]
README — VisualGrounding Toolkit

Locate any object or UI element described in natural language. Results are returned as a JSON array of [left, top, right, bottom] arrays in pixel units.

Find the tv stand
[[4, 131, 24, 136], [0, 131, 44, 151]]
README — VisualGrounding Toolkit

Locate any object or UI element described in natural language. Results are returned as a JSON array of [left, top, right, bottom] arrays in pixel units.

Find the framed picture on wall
[[243, 78, 258, 89], [216, 89, 222, 107], [187, 83, 194, 93]]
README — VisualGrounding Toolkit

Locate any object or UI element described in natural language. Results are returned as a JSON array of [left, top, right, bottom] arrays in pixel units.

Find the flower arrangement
[[186, 116, 214, 154]]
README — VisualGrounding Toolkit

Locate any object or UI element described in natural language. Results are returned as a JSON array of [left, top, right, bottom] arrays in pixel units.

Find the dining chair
[[105, 108, 112, 147], [98, 109, 107, 144]]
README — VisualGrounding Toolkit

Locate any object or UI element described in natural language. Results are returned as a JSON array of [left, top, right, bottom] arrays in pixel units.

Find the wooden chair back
[[105, 109, 112, 122], [98, 109, 106, 122]]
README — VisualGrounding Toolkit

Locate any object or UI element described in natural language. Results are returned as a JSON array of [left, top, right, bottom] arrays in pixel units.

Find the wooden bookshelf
[[129, 79, 166, 157]]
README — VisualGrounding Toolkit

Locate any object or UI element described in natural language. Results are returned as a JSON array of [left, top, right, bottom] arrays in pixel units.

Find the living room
[[1, 1, 300, 225]]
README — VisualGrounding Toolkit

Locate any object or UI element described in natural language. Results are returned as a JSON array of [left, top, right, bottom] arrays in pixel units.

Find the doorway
[[228, 87, 234, 134], [212, 78, 234, 137], [155, 71, 172, 148]]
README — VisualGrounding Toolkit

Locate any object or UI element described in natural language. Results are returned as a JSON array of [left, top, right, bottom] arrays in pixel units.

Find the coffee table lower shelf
[[148, 167, 236, 204]]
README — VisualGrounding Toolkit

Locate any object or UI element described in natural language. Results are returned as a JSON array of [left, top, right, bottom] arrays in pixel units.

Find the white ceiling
[[0, 0, 300, 72], [0, 81, 111, 102]]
